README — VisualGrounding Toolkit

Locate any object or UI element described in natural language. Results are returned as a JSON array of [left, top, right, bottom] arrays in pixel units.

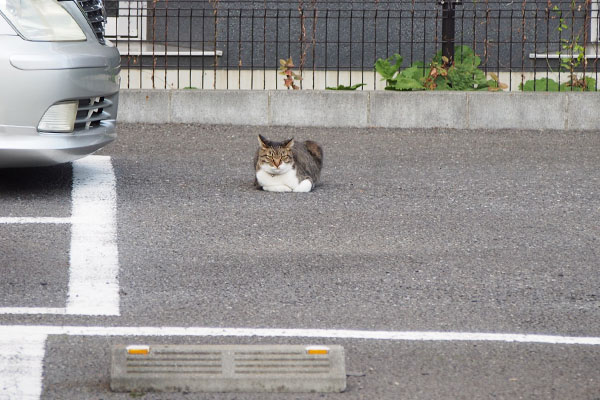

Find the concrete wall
[[117, 89, 600, 130]]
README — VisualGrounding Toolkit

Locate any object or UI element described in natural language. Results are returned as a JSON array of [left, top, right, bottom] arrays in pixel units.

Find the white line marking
[[0, 308, 67, 315], [0, 217, 71, 224], [0, 329, 46, 400], [1, 325, 600, 346], [67, 156, 120, 316]]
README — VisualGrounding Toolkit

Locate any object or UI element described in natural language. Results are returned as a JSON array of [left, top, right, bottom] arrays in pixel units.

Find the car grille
[[75, 97, 113, 130], [77, 0, 106, 44]]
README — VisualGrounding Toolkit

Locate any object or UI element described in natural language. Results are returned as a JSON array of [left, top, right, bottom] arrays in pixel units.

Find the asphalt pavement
[[1, 123, 600, 399]]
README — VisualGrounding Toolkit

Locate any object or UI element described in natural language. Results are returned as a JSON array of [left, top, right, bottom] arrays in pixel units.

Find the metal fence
[[108, 0, 600, 91]]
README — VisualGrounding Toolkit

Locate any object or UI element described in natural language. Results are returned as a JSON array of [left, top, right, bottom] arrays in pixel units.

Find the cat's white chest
[[256, 165, 312, 192], [256, 166, 299, 192]]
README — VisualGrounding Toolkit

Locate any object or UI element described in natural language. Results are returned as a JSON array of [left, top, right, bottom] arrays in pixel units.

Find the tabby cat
[[254, 134, 323, 192]]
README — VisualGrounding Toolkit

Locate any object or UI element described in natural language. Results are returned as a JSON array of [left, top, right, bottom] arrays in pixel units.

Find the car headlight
[[0, 0, 86, 41]]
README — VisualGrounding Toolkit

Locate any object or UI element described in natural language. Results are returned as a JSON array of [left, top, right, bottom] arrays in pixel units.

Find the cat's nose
[[273, 159, 281, 167]]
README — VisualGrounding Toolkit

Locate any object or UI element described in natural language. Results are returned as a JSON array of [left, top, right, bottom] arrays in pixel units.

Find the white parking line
[[3, 325, 600, 346], [0, 329, 46, 400], [67, 156, 119, 316], [1, 324, 599, 400], [0, 155, 119, 316]]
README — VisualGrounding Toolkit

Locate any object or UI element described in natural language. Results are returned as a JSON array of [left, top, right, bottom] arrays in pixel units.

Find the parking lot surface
[[1, 124, 600, 399]]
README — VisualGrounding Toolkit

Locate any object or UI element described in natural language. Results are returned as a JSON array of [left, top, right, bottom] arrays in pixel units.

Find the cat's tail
[[304, 140, 323, 168]]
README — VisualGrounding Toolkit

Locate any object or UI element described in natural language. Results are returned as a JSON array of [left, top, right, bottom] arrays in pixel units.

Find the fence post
[[440, 0, 461, 62]]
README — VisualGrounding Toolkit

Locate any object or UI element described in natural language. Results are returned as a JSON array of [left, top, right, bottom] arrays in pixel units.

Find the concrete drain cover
[[110, 344, 346, 393]]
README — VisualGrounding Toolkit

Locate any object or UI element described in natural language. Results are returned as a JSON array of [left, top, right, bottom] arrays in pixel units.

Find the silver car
[[0, 0, 120, 168]]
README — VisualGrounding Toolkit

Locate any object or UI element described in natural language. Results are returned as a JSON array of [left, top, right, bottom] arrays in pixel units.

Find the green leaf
[[399, 63, 427, 81], [519, 78, 560, 92], [325, 83, 366, 90], [374, 54, 403, 82], [393, 76, 425, 91]]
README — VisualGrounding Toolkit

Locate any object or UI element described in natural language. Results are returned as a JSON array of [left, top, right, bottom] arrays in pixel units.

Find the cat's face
[[256, 135, 294, 174]]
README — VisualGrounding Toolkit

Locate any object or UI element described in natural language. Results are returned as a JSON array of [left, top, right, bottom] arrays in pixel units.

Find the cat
[[254, 134, 323, 192]]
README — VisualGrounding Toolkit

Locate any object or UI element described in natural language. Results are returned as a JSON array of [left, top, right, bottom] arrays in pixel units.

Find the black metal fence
[[108, 0, 600, 91]]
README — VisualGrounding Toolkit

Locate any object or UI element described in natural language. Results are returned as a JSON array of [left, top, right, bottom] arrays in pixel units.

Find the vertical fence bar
[[471, 7, 476, 63], [372, 8, 378, 90], [509, 9, 513, 90], [264, 8, 267, 90], [177, 7, 180, 89], [533, 8, 547, 90], [188, 8, 192, 89], [337, 10, 340, 86], [570, 2, 576, 90], [410, 6, 414, 65], [289, 9, 292, 88], [239, 9, 242, 89], [324, 9, 328, 89], [497, 9, 501, 88], [349, 10, 353, 86], [361, 10, 365, 89], [139, 3, 143, 88], [398, 10, 402, 71], [151, 3, 156, 89], [213, 6, 218, 90], [126, 2, 131, 88], [422, 10, 427, 69], [226, 9, 230, 89], [189, 8, 198, 89], [434, 7, 440, 70], [275, 9, 279, 90], [484, 7, 489, 78], [199, 8, 204, 89], [520, 1, 526, 91], [251, 8, 255, 90], [312, 8, 317, 89], [165, 2, 169, 89]]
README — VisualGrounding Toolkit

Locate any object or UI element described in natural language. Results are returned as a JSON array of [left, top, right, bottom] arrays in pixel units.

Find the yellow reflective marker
[[126, 345, 150, 355], [306, 346, 329, 355]]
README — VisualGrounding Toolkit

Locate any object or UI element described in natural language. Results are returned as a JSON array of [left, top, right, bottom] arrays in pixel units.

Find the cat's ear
[[258, 135, 270, 149], [283, 138, 294, 149]]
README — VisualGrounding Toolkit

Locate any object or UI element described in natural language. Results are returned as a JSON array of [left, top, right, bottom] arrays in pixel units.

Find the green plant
[[279, 57, 302, 90], [520, 78, 560, 91], [374, 46, 506, 91], [374, 54, 425, 90], [553, 4, 587, 87], [522, 3, 594, 91], [325, 83, 366, 90], [520, 76, 596, 91]]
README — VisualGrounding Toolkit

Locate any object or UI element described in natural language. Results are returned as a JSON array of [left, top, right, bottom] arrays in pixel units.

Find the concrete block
[[566, 93, 600, 130], [171, 90, 268, 125], [370, 91, 468, 129], [111, 344, 346, 393], [270, 91, 368, 127], [117, 90, 171, 123], [468, 92, 567, 130]]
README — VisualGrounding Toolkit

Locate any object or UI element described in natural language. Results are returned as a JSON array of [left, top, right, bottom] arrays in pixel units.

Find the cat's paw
[[262, 185, 292, 192], [293, 179, 313, 193]]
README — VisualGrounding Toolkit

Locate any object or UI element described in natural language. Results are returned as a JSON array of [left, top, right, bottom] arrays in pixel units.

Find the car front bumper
[[0, 120, 117, 168], [0, 33, 120, 168]]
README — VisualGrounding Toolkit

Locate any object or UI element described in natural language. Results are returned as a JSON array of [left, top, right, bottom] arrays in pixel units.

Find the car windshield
[[0, 0, 85, 41]]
